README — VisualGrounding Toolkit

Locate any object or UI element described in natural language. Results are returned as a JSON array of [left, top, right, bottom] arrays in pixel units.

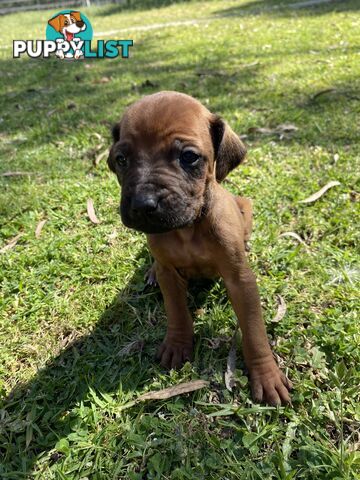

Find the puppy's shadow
[[0, 247, 233, 476]]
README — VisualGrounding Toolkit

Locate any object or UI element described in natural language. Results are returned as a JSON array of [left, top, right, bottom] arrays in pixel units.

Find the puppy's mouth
[[121, 210, 196, 234], [134, 218, 194, 234], [120, 194, 198, 234], [65, 31, 74, 41]]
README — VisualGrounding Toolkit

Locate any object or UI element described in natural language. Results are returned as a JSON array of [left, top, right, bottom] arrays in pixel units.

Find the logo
[[13, 10, 133, 60]]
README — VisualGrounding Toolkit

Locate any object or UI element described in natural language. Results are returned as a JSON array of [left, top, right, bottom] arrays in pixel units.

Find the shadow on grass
[[1, 47, 359, 160], [1, 19, 359, 160], [0, 245, 227, 477], [214, 0, 360, 19], [0, 54, 262, 145]]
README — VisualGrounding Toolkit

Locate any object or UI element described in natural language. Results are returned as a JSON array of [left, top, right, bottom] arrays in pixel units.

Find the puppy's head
[[48, 11, 85, 40], [108, 91, 246, 234]]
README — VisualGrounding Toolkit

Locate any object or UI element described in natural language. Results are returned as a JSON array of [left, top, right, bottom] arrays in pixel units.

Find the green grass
[[0, 0, 359, 478]]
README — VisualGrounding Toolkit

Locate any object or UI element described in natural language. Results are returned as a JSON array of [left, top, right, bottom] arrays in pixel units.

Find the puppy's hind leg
[[235, 197, 253, 251]]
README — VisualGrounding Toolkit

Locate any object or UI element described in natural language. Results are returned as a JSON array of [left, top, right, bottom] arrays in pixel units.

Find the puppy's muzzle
[[121, 191, 164, 233], [131, 193, 158, 214], [120, 184, 197, 234]]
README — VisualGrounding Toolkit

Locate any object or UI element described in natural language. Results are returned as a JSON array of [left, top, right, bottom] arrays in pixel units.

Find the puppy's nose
[[76, 21, 84, 28], [131, 194, 158, 213]]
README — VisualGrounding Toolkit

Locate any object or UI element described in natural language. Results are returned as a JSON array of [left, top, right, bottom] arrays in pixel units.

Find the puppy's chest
[[148, 234, 219, 279]]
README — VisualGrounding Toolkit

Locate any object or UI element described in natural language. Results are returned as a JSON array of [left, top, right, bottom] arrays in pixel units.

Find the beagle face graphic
[[48, 11, 86, 42], [48, 11, 87, 59]]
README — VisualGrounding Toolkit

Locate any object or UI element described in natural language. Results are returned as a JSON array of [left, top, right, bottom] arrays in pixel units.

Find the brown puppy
[[108, 91, 292, 405]]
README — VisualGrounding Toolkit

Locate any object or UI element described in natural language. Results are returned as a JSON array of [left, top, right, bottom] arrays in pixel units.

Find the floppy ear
[[71, 11, 82, 22], [210, 115, 247, 182], [111, 122, 121, 143], [48, 15, 61, 32], [107, 122, 121, 173]]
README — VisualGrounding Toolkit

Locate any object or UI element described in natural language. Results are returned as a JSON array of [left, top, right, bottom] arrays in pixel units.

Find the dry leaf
[[94, 150, 108, 167], [92, 132, 103, 141], [299, 181, 340, 204], [35, 219, 47, 239], [137, 380, 209, 401], [60, 330, 78, 349], [241, 60, 260, 68], [206, 335, 230, 350], [87, 199, 100, 224], [118, 339, 144, 357], [279, 232, 309, 250], [0, 233, 23, 253], [93, 76, 111, 84], [248, 124, 298, 139], [248, 126, 273, 135], [311, 88, 336, 101], [224, 331, 238, 391], [272, 295, 287, 323], [1, 171, 32, 177], [275, 123, 298, 133]]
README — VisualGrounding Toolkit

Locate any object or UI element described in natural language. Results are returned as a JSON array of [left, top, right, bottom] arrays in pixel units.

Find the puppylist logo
[[13, 10, 133, 60]]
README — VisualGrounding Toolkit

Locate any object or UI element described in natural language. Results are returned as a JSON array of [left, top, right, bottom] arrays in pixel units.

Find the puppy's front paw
[[156, 340, 193, 370], [249, 360, 292, 406]]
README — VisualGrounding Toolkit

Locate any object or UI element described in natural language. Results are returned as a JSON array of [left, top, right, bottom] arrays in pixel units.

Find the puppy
[[108, 91, 292, 405], [48, 11, 86, 59]]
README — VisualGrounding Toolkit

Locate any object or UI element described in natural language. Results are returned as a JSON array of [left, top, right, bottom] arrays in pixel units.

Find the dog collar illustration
[[13, 10, 133, 60]]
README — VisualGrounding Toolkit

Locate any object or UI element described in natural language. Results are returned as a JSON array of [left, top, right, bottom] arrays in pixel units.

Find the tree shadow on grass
[[1, 47, 359, 161], [0, 48, 263, 153], [0, 246, 232, 478], [213, 0, 360, 19], [1, 23, 359, 163]]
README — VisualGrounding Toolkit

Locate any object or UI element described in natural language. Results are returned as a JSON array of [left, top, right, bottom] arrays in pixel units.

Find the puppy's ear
[[71, 11, 81, 22], [210, 115, 247, 182], [111, 122, 121, 143], [107, 122, 121, 173], [48, 15, 61, 32]]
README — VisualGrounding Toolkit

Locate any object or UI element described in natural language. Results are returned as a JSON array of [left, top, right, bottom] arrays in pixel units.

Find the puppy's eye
[[179, 150, 200, 167], [115, 153, 127, 167], [64, 20, 69, 26]]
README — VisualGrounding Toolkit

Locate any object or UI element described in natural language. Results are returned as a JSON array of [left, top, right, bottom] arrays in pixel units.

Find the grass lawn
[[0, 0, 359, 478]]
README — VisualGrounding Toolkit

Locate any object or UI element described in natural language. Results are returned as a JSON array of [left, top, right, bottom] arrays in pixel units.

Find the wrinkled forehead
[[120, 95, 213, 152]]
